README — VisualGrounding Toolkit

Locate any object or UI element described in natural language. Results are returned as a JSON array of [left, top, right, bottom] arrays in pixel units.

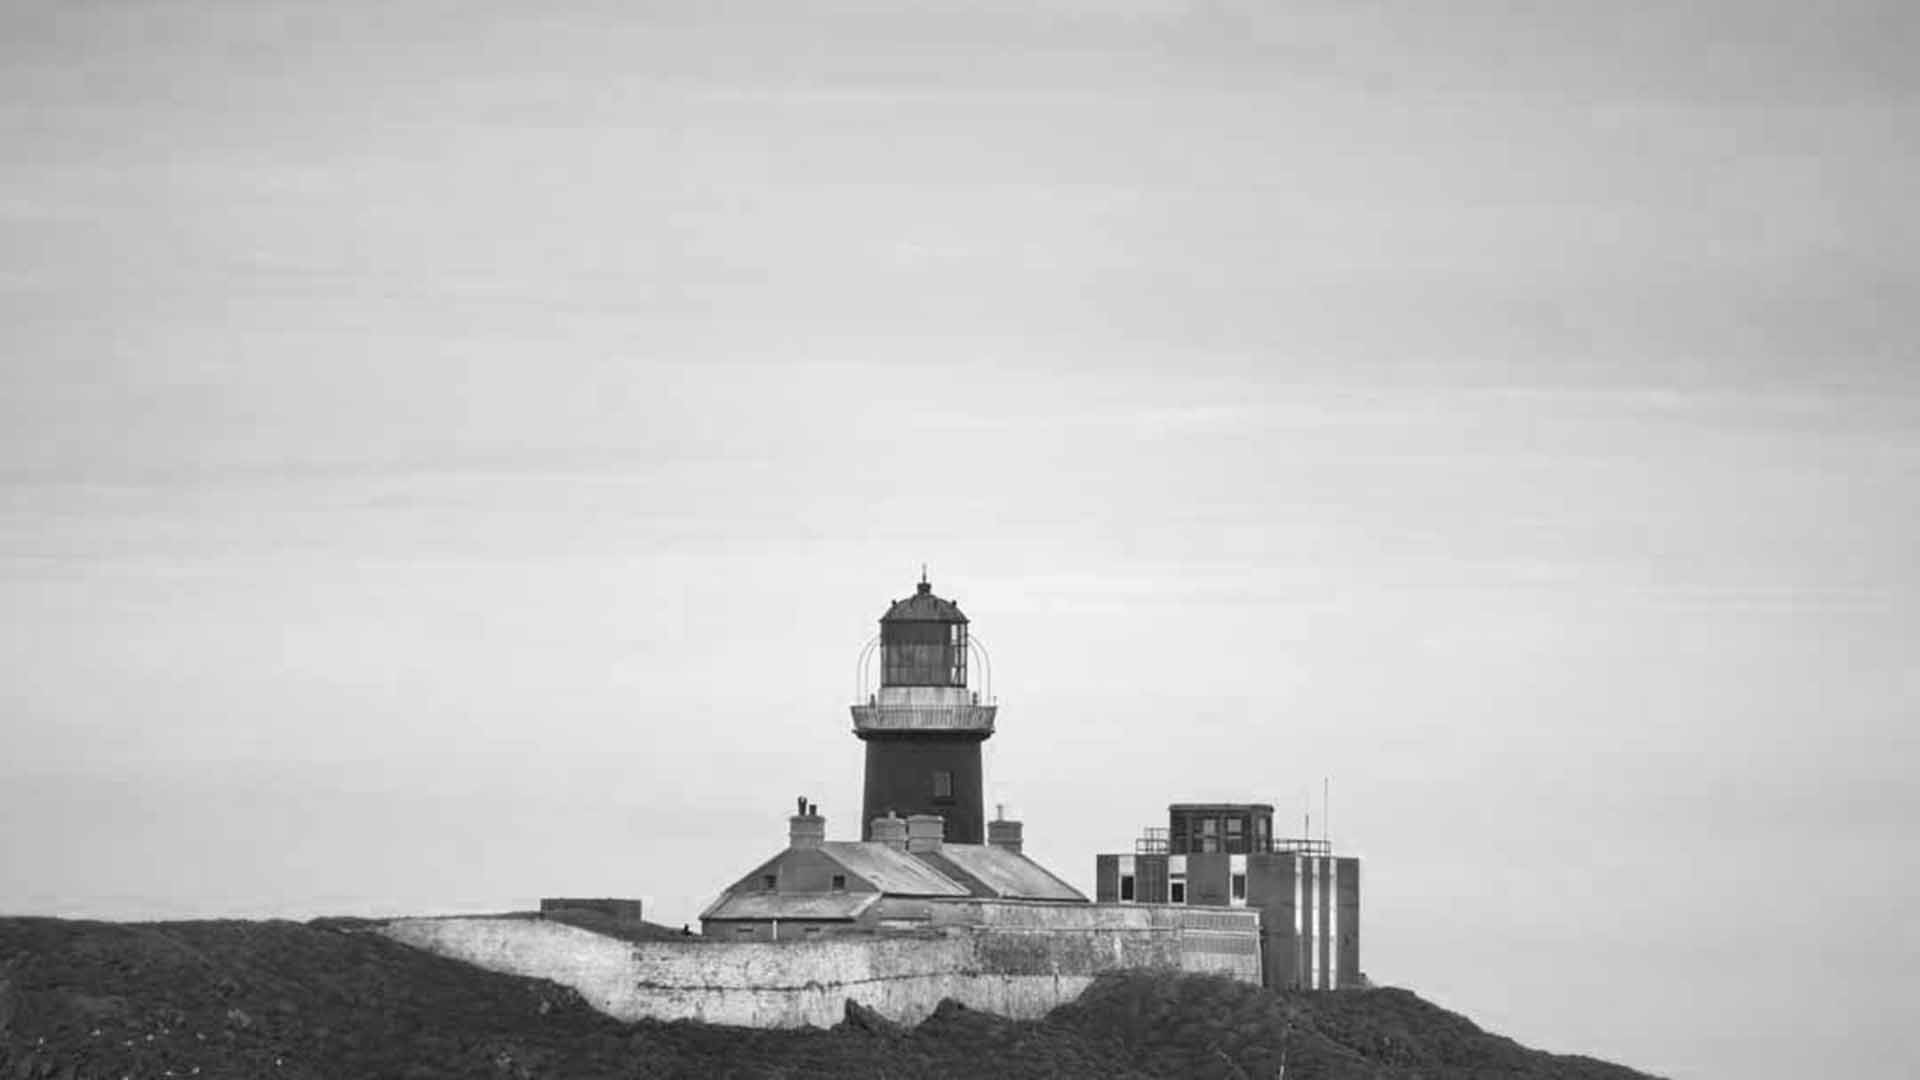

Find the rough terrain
[[0, 917, 1660, 1079]]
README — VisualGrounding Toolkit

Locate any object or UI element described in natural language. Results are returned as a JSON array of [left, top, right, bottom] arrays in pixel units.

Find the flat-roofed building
[[1095, 802, 1361, 990]]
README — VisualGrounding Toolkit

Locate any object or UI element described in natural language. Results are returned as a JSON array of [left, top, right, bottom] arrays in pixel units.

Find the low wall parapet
[[380, 901, 1260, 1029]]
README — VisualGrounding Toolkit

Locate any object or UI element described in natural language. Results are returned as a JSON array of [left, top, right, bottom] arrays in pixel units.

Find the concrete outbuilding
[[1095, 801, 1362, 990]]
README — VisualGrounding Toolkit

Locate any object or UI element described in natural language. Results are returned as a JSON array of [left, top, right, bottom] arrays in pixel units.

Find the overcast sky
[[3, 2, 1916, 1077]]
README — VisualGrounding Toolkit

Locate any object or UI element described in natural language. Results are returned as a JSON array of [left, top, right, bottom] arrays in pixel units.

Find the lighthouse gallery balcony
[[850, 685, 996, 736]]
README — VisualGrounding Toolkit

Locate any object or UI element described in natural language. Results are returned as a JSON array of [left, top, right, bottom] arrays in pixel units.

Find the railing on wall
[[849, 704, 997, 735], [1129, 831, 1333, 857]]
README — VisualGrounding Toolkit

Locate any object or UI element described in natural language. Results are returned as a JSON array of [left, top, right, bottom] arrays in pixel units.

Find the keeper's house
[[701, 803, 1085, 941]]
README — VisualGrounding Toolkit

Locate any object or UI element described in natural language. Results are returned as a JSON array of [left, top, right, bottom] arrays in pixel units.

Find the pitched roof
[[881, 581, 967, 623], [701, 892, 879, 922], [818, 841, 971, 897], [923, 845, 1089, 902], [699, 839, 1086, 925]]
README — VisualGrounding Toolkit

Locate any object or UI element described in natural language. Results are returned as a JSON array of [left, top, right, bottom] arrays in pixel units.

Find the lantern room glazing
[[879, 580, 969, 689]]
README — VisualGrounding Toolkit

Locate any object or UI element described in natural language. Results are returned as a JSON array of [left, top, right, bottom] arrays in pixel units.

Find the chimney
[[905, 813, 945, 854], [987, 818, 1024, 855], [789, 800, 825, 850], [870, 812, 908, 850]]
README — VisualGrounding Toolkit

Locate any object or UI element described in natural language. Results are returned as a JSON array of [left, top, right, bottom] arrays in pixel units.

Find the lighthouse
[[851, 575, 996, 843]]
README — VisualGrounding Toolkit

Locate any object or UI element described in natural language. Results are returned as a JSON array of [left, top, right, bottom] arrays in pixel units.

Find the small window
[[1170, 877, 1187, 904], [761, 874, 776, 892], [830, 874, 847, 892], [932, 770, 954, 799], [735, 926, 755, 938], [1120, 874, 1136, 902], [1231, 873, 1247, 902]]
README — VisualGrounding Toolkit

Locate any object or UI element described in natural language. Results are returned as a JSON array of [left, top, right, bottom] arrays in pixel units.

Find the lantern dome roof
[[881, 578, 968, 624]]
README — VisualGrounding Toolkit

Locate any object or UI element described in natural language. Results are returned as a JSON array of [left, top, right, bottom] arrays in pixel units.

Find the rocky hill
[[0, 917, 1659, 1079]]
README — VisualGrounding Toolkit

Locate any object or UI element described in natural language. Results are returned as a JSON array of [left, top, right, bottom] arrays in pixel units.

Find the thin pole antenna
[[1323, 777, 1330, 847]]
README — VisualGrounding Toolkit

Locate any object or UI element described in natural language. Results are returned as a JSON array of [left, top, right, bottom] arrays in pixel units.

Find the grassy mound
[[1052, 971, 1656, 1079], [0, 917, 1659, 1079]]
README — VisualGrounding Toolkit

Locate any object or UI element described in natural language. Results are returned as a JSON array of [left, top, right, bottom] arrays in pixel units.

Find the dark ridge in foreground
[[0, 917, 1660, 1079]]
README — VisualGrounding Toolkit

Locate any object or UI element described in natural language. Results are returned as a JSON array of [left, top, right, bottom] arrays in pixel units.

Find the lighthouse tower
[[851, 575, 997, 843]]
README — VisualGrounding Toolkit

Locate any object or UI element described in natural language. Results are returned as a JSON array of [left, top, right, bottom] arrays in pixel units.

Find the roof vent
[[987, 819, 1023, 855]]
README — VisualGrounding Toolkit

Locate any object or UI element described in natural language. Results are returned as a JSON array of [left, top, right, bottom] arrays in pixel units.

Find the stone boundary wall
[[380, 902, 1259, 1028]]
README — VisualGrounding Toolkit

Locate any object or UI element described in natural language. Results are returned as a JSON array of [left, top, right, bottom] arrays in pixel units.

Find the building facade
[[1095, 802, 1361, 990]]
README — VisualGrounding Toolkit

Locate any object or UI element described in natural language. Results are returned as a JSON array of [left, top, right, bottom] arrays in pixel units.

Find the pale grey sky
[[3, 2, 1916, 1077]]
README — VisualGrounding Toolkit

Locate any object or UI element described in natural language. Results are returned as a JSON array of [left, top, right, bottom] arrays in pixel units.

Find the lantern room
[[880, 579, 969, 688], [851, 574, 996, 737]]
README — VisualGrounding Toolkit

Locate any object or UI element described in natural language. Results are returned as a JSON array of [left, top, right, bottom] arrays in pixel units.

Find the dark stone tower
[[852, 575, 996, 843]]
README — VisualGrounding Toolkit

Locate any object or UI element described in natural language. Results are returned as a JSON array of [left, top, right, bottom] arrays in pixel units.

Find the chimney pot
[[905, 813, 945, 854], [870, 814, 908, 849], [988, 819, 1024, 854], [789, 807, 825, 850]]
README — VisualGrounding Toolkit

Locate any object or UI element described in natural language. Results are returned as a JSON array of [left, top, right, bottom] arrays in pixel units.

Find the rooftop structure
[[1134, 804, 1332, 857]]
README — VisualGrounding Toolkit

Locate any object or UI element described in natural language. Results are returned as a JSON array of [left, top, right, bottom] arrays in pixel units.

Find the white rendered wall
[[380, 903, 1260, 1029]]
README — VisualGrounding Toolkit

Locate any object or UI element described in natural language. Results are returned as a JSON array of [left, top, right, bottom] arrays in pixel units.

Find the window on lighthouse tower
[[948, 623, 967, 686]]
